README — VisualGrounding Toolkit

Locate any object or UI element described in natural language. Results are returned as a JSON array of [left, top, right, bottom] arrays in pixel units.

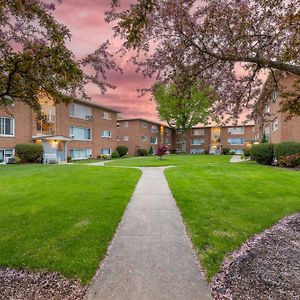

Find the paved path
[[85, 167, 212, 300], [230, 155, 243, 163]]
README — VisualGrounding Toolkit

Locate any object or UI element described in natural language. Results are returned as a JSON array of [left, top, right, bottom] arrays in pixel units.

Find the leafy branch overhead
[[107, 0, 300, 120], [0, 0, 120, 112]]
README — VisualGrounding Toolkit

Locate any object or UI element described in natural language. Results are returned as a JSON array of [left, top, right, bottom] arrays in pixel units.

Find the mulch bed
[[211, 213, 300, 300], [0, 268, 86, 300]]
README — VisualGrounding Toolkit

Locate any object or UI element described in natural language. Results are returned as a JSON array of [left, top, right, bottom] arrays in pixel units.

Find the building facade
[[0, 97, 118, 163], [253, 73, 300, 144]]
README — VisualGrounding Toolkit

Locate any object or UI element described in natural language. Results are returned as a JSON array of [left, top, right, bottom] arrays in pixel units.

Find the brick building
[[253, 73, 300, 144], [0, 96, 119, 163]]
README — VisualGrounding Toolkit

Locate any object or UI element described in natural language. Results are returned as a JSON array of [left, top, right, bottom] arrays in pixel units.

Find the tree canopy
[[107, 0, 300, 121], [0, 0, 119, 112]]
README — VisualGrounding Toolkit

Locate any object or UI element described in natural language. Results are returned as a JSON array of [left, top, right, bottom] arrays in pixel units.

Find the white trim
[[0, 117, 15, 137]]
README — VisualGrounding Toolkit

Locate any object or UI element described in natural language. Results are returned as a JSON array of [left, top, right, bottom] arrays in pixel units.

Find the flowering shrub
[[156, 145, 168, 159], [278, 154, 300, 168]]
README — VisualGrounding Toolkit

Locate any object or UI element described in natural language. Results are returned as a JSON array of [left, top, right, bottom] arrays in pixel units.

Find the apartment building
[[253, 72, 300, 144], [116, 118, 173, 156], [174, 125, 254, 155], [0, 96, 119, 163]]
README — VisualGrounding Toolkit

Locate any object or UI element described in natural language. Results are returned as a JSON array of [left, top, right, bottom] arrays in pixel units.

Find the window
[[101, 111, 111, 120], [124, 121, 129, 128], [227, 138, 244, 145], [150, 137, 158, 144], [264, 125, 270, 140], [272, 118, 279, 131], [101, 130, 112, 138], [165, 137, 171, 145], [151, 125, 158, 133], [191, 138, 204, 145], [69, 103, 92, 120], [141, 121, 148, 128], [192, 128, 205, 135], [124, 135, 129, 141], [265, 104, 270, 114], [101, 148, 112, 155], [70, 149, 92, 160], [166, 128, 171, 135], [141, 135, 148, 142], [0, 149, 14, 163], [272, 90, 279, 102], [0, 117, 14, 136], [116, 136, 120, 142], [191, 149, 204, 154], [69, 126, 91, 141], [228, 127, 244, 134]]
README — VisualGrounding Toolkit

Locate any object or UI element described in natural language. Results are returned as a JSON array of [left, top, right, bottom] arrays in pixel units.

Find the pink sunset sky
[[52, 0, 158, 120]]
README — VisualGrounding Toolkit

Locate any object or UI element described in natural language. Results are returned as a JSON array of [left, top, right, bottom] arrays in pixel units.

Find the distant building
[[253, 72, 300, 144]]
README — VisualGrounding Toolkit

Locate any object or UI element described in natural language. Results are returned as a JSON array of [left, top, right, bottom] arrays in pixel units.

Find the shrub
[[112, 151, 120, 159], [278, 154, 300, 168], [250, 143, 274, 165], [15, 144, 43, 163], [243, 147, 251, 157], [274, 142, 300, 159], [67, 156, 72, 162], [149, 146, 154, 155], [116, 146, 128, 157], [222, 147, 230, 155], [229, 150, 236, 155], [156, 145, 168, 159], [137, 148, 149, 156]]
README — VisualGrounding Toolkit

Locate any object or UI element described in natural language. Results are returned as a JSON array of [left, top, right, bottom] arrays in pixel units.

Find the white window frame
[[150, 137, 158, 144], [141, 135, 148, 142], [165, 137, 171, 145], [101, 111, 111, 120], [191, 149, 204, 154], [101, 148, 112, 155], [101, 130, 112, 138], [70, 148, 92, 160], [191, 139, 205, 145], [192, 129, 205, 135], [69, 103, 92, 120], [227, 138, 244, 145], [69, 126, 92, 141], [0, 148, 14, 163], [264, 125, 270, 140], [0, 117, 15, 137], [272, 118, 279, 132], [228, 127, 244, 135], [124, 135, 129, 142], [124, 121, 129, 128]]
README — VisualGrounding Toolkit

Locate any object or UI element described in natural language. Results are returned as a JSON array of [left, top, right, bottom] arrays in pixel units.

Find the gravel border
[[0, 268, 86, 300], [211, 213, 300, 300]]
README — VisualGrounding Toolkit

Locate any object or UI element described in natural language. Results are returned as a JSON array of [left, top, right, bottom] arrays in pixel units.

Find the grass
[[106, 154, 232, 167], [0, 164, 141, 284], [165, 162, 300, 281]]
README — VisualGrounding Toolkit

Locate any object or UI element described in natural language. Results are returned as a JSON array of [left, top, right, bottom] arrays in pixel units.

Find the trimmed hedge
[[222, 147, 230, 155], [250, 143, 274, 165], [274, 142, 300, 159], [111, 151, 120, 159], [15, 144, 43, 163], [116, 146, 128, 157], [137, 148, 149, 156]]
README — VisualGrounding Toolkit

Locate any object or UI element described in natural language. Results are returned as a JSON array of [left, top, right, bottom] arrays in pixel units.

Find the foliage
[[0, 164, 141, 284], [156, 145, 168, 159], [67, 156, 72, 162], [250, 143, 274, 165], [243, 147, 251, 158], [261, 134, 269, 143], [165, 162, 300, 280], [0, 0, 119, 112], [15, 144, 43, 163], [274, 142, 300, 159], [107, 0, 300, 119], [137, 148, 149, 156], [277, 154, 300, 168], [116, 146, 128, 157], [153, 81, 213, 151], [111, 151, 120, 159], [149, 146, 154, 155], [222, 147, 230, 155]]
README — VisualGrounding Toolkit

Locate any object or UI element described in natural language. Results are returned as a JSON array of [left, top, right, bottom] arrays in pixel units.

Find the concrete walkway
[[230, 155, 243, 163], [85, 167, 212, 300]]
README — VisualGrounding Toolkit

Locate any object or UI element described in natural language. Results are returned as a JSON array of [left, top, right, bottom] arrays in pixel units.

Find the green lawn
[[106, 154, 232, 167], [165, 162, 300, 281], [0, 164, 141, 284]]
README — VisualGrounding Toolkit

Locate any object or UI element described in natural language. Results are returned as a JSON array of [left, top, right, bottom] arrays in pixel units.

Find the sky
[[52, 0, 158, 120]]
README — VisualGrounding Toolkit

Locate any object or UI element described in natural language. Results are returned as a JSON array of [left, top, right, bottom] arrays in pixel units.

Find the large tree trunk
[[181, 129, 187, 153]]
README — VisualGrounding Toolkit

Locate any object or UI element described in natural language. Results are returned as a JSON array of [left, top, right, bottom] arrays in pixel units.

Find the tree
[[156, 145, 168, 159], [153, 81, 214, 152], [107, 0, 300, 121], [0, 0, 119, 113]]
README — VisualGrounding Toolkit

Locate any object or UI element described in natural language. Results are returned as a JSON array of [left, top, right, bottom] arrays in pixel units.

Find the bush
[[243, 147, 251, 157], [156, 145, 168, 159], [222, 147, 230, 155], [137, 148, 149, 156], [250, 143, 274, 165], [278, 154, 300, 168], [149, 146, 154, 155], [116, 146, 128, 157], [15, 144, 43, 163], [229, 150, 236, 155], [67, 156, 72, 162], [112, 151, 120, 159], [274, 142, 300, 159]]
